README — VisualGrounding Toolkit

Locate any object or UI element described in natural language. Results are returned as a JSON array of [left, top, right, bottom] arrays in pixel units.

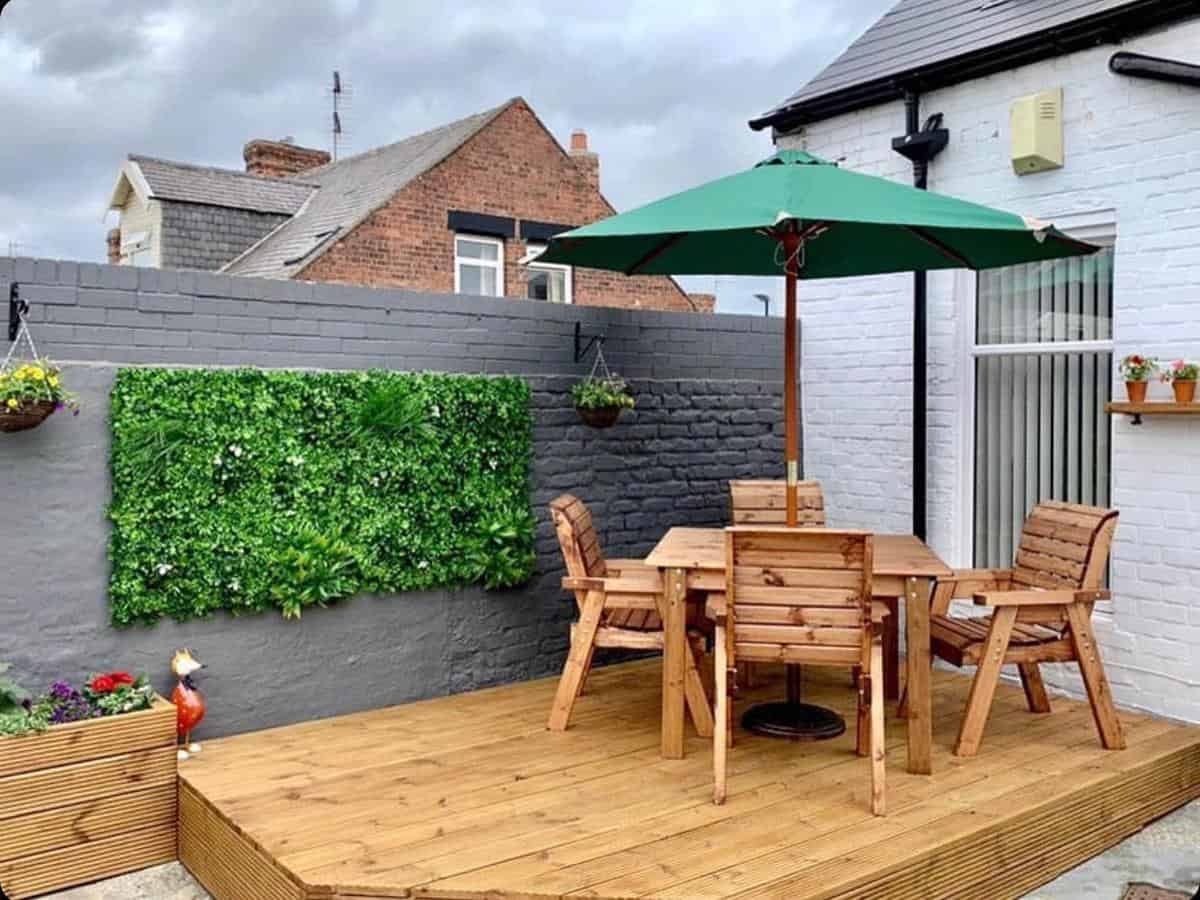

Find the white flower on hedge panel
[[286, 455, 305, 467], [229, 444, 243, 458], [213, 455, 222, 466], [155, 563, 174, 576]]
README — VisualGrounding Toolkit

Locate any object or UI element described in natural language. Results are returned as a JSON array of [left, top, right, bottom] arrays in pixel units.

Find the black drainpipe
[[892, 90, 948, 542]]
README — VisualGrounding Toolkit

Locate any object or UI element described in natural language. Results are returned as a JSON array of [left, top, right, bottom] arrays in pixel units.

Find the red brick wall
[[300, 100, 699, 312]]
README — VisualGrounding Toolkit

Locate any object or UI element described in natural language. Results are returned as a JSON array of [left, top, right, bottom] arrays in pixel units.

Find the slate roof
[[128, 156, 315, 216], [224, 100, 513, 279], [752, 0, 1200, 130]]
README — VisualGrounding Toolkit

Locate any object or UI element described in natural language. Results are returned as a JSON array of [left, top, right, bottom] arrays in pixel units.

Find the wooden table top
[[645, 527, 953, 578]]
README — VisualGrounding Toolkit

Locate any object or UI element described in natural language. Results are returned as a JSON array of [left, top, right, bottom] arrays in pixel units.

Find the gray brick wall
[[0, 257, 792, 738], [159, 201, 289, 271]]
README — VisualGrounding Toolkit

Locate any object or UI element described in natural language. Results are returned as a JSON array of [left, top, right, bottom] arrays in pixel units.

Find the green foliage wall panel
[[109, 368, 533, 625]]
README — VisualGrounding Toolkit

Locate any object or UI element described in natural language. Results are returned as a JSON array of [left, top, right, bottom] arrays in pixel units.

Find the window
[[523, 242, 572, 303], [454, 235, 504, 297], [970, 245, 1114, 568], [121, 230, 153, 266]]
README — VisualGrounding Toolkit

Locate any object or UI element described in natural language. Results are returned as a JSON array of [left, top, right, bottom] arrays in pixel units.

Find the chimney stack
[[106, 228, 121, 264], [569, 129, 600, 194], [244, 139, 331, 179]]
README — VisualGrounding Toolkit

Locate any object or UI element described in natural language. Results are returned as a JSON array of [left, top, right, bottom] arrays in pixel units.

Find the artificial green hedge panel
[[109, 368, 534, 625]]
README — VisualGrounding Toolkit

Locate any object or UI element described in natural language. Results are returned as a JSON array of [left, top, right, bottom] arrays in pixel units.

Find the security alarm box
[[1011, 88, 1063, 175]]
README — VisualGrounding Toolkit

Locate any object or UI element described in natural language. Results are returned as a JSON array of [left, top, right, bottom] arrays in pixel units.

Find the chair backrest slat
[[730, 480, 826, 527], [1011, 501, 1118, 591], [726, 528, 872, 667], [549, 494, 608, 580]]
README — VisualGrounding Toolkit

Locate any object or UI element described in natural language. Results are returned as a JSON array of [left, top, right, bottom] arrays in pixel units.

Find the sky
[[0, 0, 893, 315]]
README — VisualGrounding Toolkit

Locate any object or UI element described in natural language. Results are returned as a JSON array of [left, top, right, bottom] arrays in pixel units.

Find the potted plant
[[572, 373, 636, 428], [0, 662, 177, 896], [1160, 358, 1199, 404], [0, 358, 77, 433], [1118, 355, 1158, 404]]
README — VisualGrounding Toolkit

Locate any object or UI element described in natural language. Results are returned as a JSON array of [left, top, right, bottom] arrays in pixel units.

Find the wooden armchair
[[930, 501, 1124, 757], [730, 479, 826, 526], [712, 528, 887, 815], [548, 494, 713, 735]]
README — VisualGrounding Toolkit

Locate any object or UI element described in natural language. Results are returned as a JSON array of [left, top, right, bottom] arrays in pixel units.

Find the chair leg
[[883, 597, 900, 701], [856, 668, 869, 758], [684, 635, 715, 738], [548, 591, 604, 732], [1065, 603, 1126, 750], [713, 627, 729, 805], [870, 632, 886, 817], [1018, 663, 1051, 713], [955, 606, 1017, 757]]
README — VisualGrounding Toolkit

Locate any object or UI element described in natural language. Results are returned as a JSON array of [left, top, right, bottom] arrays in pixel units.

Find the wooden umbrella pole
[[783, 231, 800, 527]]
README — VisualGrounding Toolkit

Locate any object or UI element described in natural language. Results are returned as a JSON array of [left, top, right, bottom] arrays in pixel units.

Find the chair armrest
[[870, 600, 891, 622], [974, 588, 1110, 607], [943, 569, 1013, 598]]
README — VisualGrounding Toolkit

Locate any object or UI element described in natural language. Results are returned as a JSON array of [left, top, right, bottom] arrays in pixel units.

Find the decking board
[[179, 658, 1200, 900]]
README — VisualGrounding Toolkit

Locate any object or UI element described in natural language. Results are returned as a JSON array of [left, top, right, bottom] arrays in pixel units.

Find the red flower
[[1130, 356, 1144, 366], [109, 671, 135, 687], [90, 675, 116, 694]]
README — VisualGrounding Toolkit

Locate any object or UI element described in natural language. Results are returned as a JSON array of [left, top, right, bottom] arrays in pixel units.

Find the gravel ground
[[40, 800, 1200, 900]]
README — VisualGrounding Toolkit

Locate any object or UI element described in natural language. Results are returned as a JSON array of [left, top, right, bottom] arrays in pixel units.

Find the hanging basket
[[576, 405, 624, 429], [0, 400, 58, 433]]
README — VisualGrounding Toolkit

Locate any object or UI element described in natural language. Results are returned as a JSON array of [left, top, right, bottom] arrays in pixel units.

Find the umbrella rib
[[904, 226, 973, 268], [625, 233, 686, 275]]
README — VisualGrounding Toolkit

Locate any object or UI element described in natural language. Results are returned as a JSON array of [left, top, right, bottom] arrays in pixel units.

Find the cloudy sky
[[0, 0, 892, 314]]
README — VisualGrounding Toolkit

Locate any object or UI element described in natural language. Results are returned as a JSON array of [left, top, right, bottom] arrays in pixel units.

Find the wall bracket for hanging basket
[[574, 321, 606, 364], [8, 283, 26, 343]]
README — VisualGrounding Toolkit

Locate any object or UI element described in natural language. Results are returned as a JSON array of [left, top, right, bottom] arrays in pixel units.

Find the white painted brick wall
[[780, 17, 1200, 722]]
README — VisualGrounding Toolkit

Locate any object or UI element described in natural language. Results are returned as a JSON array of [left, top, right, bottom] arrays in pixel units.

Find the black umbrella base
[[741, 701, 847, 741]]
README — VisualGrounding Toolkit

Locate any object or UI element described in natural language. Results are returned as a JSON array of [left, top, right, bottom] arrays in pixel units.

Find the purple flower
[[50, 680, 73, 699]]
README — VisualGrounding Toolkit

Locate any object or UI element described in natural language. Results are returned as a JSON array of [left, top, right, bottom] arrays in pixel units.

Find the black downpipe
[[907, 92, 928, 543]]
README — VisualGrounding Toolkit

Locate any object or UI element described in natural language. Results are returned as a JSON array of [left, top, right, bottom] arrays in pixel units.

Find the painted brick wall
[[160, 202, 289, 272], [0, 256, 787, 737], [300, 100, 700, 312], [778, 17, 1200, 721]]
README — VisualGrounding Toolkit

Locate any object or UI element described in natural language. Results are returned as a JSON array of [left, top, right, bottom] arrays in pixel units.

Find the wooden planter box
[[0, 697, 178, 899]]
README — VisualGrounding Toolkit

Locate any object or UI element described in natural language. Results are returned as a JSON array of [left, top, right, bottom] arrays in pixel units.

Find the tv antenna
[[328, 70, 353, 161]]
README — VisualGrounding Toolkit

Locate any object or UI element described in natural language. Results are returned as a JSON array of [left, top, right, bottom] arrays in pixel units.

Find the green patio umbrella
[[540, 150, 1098, 525]]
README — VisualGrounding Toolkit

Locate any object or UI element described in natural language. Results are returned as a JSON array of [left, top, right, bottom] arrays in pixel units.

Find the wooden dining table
[[644, 528, 952, 774]]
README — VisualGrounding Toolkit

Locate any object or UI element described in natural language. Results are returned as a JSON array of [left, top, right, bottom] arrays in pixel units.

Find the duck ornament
[[171, 649, 206, 761]]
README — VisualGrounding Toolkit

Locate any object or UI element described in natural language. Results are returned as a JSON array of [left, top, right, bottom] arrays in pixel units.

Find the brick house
[[106, 98, 711, 312], [752, 0, 1200, 722]]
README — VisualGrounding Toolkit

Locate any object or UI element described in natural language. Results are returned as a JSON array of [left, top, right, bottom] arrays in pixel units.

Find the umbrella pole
[[784, 234, 799, 527]]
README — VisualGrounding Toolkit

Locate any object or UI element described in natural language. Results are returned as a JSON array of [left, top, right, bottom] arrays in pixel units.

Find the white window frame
[[454, 234, 505, 297], [956, 210, 1117, 572], [521, 242, 573, 304], [121, 230, 153, 266]]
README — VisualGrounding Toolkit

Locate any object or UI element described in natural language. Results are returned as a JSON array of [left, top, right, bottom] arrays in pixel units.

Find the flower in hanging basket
[[0, 358, 78, 433], [572, 374, 635, 428]]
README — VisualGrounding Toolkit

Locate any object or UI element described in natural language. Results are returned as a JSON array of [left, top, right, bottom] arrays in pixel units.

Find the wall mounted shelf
[[1106, 401, 1200, 425]]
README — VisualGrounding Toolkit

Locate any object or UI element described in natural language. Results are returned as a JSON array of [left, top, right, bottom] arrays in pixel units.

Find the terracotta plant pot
[[576, 406, 623, 429], [1125, 381, 1148, 404], [0, 400, 57, 433], [1172, 381, 1197, 404]]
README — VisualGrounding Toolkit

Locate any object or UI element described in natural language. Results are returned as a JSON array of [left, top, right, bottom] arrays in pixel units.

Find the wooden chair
[[730, 479, 826, 526], [548, 494, 713, 735], [711, 528, 887, 815], [929, 501, 1124, 757]]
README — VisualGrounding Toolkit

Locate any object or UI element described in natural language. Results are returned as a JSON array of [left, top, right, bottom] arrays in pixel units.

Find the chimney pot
[[570, 130, 589, 153]]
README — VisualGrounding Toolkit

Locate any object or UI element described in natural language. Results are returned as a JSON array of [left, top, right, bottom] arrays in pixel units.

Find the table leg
[[883, 596, 900, 702], [660, 567, 688, 760], [905, 577, 933, 775]]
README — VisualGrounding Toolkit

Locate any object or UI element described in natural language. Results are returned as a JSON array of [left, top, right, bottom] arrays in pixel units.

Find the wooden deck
[[178, 658, 1200, 900]]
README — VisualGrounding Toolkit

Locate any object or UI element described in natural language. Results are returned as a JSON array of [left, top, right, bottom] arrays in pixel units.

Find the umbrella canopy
[[538, 150, 1096, 277], [540, 149, 1099, 527]]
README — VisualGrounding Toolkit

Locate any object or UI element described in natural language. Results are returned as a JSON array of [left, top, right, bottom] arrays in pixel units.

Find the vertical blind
[[973, 249, 1114, 568]]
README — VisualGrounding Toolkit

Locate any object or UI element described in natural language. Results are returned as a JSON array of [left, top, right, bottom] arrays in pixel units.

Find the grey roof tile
[[755, 0, 1198, 127], [223, 100, 515, 279], [131, 156, 315, 215]]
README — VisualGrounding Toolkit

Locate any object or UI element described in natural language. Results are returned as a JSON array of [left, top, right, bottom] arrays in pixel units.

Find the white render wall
[[779, 16, 1200, 722]]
